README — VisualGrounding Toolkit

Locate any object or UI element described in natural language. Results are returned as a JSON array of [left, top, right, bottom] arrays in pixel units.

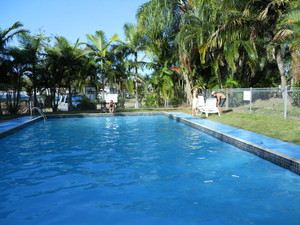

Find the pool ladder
[[30, 107, 47, 122]]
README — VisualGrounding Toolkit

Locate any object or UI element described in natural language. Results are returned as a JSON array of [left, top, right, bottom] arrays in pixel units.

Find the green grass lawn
[[202, 111, 300, 145], [1, 108, 299, 145]]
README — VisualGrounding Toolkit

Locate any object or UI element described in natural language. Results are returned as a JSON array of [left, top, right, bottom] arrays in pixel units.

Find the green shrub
[[228, 92, 244, 107], [170, 96, 182, 107], [145, 94, 159, 107], [291, 82, 300, 107], [118, 97, 126, 109], [77, 96, 96, 110]]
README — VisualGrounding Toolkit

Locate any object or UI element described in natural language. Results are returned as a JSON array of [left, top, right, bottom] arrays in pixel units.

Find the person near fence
[[211, 91, 226, 112]]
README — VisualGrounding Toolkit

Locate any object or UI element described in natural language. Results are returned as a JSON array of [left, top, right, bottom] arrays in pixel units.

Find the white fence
[[203, 87, 300, 120]]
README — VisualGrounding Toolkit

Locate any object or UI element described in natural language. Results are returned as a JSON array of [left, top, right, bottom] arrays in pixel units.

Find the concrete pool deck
[[0, 112, 299, 175], [169, 112, 300, 160]]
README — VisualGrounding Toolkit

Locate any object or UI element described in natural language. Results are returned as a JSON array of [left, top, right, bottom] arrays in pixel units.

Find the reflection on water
[[1, 116, 300, 225]]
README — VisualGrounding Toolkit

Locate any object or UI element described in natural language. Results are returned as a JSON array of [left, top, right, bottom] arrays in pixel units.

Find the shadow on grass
[[222, 109, 233, 113]]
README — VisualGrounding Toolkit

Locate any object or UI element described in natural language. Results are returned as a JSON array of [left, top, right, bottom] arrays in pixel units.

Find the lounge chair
[[199, 98, 221, 117], [196, 96, 205, 115]]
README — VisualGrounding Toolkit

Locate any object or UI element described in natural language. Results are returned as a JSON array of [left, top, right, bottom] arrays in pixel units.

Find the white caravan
[[57, 95, 82, 111]]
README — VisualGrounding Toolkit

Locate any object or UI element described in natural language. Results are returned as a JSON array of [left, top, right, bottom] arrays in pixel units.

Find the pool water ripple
[[1, 116, 300, 225]]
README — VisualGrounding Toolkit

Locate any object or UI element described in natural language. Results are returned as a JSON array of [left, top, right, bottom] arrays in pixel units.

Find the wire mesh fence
[[205, 87, 300, 120], [1, 87, 299, 121], [123, 87, 300, 120]]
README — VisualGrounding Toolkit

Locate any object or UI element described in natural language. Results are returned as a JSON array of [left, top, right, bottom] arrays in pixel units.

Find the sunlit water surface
[[0, 116, 300, 225]]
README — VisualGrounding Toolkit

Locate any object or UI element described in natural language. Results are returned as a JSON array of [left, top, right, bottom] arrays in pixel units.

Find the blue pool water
[[0, 115, 300, 225]]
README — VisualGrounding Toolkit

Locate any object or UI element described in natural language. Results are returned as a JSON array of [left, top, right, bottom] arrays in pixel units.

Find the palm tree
[[256, 0, 292, 88], [0, 22, 28, 53], [184, 0, 260, 88], [138, 0, 204, 105], [136, 0, 298, 96], [176, 0, 224, 90], [0, 22, 28, 114], [44, 41, 67, 111], [85, 30, 120, 102], [75, 57, 99, 100], [2, 47, 28, 114], [18, 33, 44, 106], [116, 23, 145, 108], [105, 48, 132, 108], [191, 0, 293, 88], [149, 62, 174, 107], [274, 5, 300, 84], [53, 36, 85, 110], [229, 0, 296, 88]]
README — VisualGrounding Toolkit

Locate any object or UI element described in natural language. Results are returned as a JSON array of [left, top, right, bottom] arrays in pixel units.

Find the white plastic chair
[[200, 98, 221, 117], [196, 96, 205, 115]]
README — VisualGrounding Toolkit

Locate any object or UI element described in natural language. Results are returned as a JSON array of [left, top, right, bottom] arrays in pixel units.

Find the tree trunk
[[51, 88, 57, 112], [0, 97, 2, 115], [32, 64, 38, 107], [217, 73, 223, 89], [291, 47, 300, 84], [68, 85, 73, 111], [275, 46, 287, 88], [135, 78, 139, 109], [182, 71, 192, 105], [101, 75, 105, 101], [33, 84, 38, 107], [134, 53, 139, 109]]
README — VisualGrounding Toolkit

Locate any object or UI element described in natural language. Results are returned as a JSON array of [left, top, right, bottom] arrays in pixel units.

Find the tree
[[0, 22, 28, 114], [2, 47, 28, 114], [0, 22, 28, 53], [176, 0, 224, 90], [116, 23, 145, 108], [85, 30, 120, 102], [18, 33, 44, 106], [44, 41, 66, 111], [75, 56, 99, 100], [148, 62, 174, 107], [137, 0, 182, 104], [274, 4, 300, 84], [52, 36, 85, 110]]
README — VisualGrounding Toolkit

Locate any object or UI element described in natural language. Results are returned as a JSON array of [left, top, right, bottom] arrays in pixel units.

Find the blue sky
[[1, 0, 149, 44]]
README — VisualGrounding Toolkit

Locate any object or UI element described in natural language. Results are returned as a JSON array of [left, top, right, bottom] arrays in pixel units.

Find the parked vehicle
[[57, 95, 83, 111], [98, 93, 118, 103]]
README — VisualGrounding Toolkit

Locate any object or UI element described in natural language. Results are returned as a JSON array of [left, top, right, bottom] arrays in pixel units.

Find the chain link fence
[[123, 87, 300, 120], [2, 87, 299, 120], [204, 87, 300, 120]]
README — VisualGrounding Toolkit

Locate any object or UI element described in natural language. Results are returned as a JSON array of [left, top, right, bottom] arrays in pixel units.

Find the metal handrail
[[30, 104, 47, 122]]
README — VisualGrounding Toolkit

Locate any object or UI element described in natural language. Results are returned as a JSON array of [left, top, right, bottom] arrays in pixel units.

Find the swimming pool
[[1, 115, 300, 224]]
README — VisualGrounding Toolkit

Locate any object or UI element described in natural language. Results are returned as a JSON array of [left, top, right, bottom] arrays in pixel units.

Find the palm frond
[[274, 29, 294, 40]]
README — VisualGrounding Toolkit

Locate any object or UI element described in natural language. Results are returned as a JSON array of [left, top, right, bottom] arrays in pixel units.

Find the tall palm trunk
[[0, 97, 2, 115], [51, 88, 57, 112], [101, 75, 105, 101], [68, 84, 73, 111], [134, 52, 139, 109], [291, 47, 300, 84], [33, 83, 37, 107], [180, 52, 193, 105], [32, 64, 38, 107], [182, 71, 192, 105], [275, 46, 287, 88]]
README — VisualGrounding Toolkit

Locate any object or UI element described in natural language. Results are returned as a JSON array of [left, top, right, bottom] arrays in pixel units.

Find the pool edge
[[1, 112, 299, 175], [0, 116, 43, 139], [165, 112, 300, 175]]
